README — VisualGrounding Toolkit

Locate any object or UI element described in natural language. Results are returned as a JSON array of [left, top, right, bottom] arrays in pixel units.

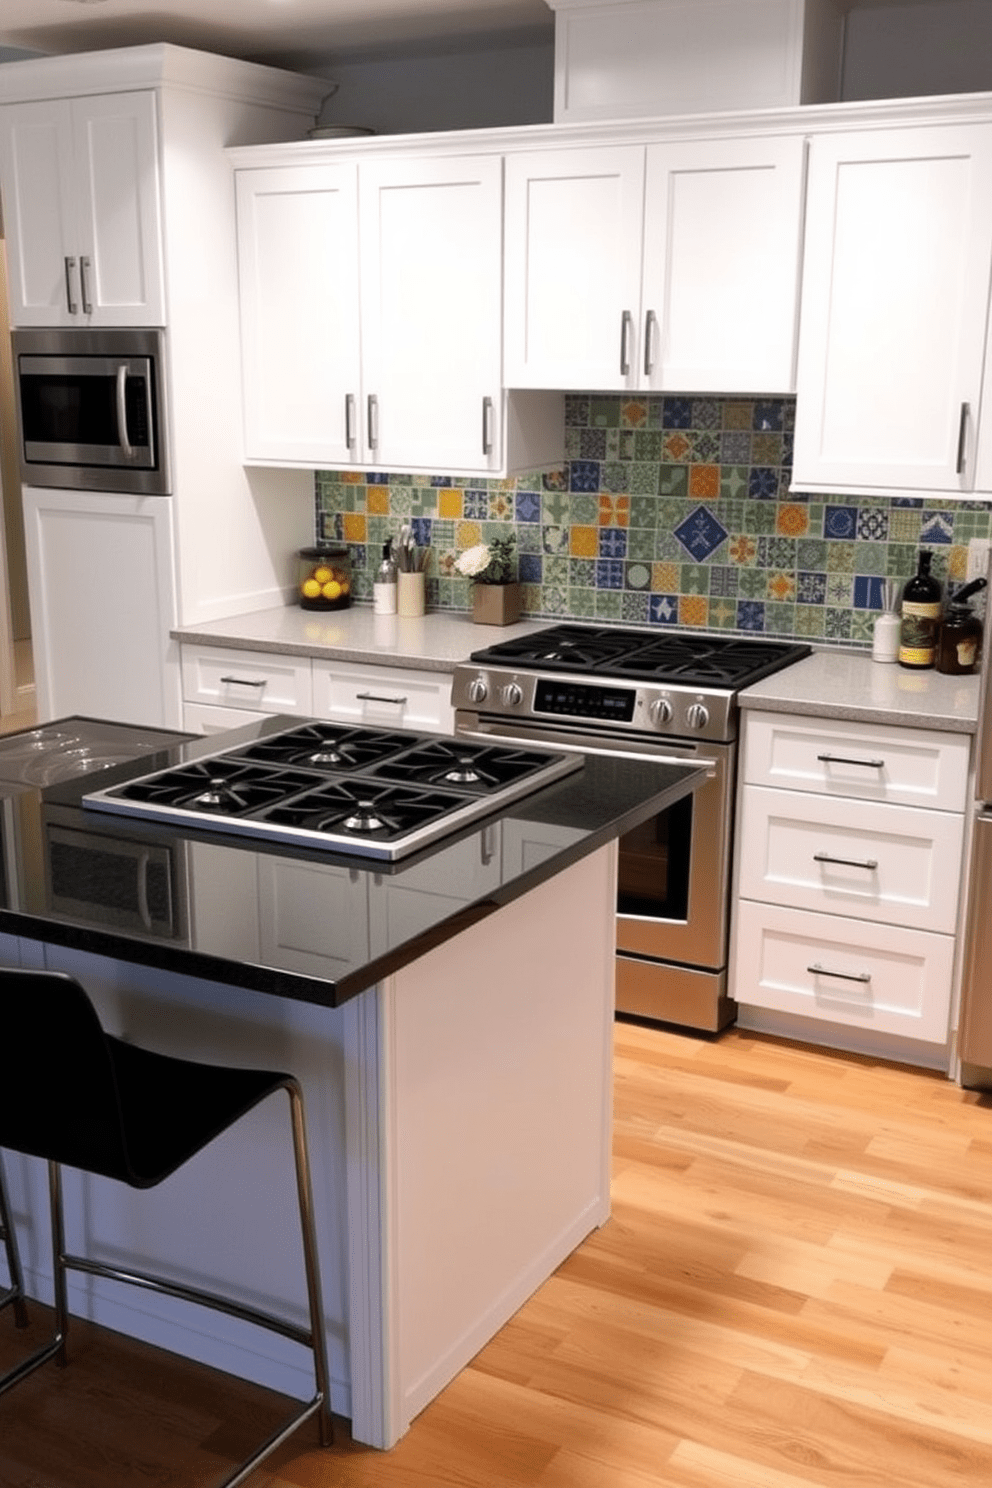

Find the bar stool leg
[[287, 1084, 333, 1446], [0, 1155, 29, 1329], [48, 1161, 69, 1366]]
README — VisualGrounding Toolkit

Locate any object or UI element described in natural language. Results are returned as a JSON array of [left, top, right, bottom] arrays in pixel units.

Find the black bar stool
[[0, 1153, 29, 1329], [0, 967, 333, 1485]]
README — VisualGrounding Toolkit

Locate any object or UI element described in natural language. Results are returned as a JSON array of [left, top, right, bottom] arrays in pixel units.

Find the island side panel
[[352, 841, 617, 1446]]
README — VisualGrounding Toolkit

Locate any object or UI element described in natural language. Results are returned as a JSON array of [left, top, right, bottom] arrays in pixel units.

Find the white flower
[[454, 543, 492, 579]]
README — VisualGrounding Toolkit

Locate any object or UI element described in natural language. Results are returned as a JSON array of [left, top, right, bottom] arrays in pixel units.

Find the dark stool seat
[[0, 967, 332, 1485]]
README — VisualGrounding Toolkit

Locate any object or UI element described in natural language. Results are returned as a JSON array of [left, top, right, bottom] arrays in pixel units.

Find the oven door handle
[[115, 363, 134, 459], [453, 721, 718, 775]]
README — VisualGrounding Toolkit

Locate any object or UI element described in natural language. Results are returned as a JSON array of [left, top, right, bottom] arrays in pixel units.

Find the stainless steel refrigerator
[[958, 564, 992, 1082]]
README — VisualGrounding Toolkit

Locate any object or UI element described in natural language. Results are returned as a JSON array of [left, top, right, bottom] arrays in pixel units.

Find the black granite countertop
[[0, 717, 705, 1009]]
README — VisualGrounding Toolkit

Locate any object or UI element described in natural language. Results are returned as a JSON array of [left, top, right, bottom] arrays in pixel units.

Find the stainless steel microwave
[[12, 327, 171, 495]]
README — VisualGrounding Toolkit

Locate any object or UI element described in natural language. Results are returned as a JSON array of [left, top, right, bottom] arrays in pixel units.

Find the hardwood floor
[[2, 1020, 991, 1486]]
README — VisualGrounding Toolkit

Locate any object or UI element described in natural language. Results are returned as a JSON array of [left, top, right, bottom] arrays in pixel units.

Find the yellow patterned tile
[[729, 535, 757, 565], [679, 595, 709, 627], [342, 512, 367, 543], [688, 464, 719, 499], [652, 561, 678, 591], [767, 571, 796, 601], [948, 545, 968, 581], [776, 503, 808, 537], [457, 520, 482, 548], [366, 485, 390, 514], [664, 433, 692, 461], [438, 488, 463, 519], [570, 525, 598, 557], [598, 495, 630, 526], [341, 470, 364, 485], [620, 399, 647, 428]]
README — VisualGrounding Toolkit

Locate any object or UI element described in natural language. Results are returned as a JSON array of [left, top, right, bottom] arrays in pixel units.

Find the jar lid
[[299, 543, 348, 558]]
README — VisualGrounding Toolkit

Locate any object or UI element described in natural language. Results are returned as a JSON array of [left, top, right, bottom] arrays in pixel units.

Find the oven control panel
[[450, 666, 735, 743]]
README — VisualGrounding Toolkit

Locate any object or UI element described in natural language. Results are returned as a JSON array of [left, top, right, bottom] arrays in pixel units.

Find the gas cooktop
[[82, 720, 584, 861]]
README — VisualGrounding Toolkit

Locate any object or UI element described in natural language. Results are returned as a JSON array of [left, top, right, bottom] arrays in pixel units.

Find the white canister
[[397, 570, 425, 618], [872, 610, 901, 663]]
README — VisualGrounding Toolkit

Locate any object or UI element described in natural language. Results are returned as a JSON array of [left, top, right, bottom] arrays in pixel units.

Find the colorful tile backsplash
[[314, 394, 992, 647]]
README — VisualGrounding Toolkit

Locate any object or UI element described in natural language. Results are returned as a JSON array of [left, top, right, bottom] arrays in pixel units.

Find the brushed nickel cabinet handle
[[345, 393, 356, 448], [957, 401, 970, 476], [620, 310, 633, 376], [79, 254, 93, 315], [813, 851, 879, 871], [64, 256, 78, 315], [643, 309, 658, 377], [482, 395, 494, 455], [807, 963, 872, 985], [367, 394, 378, 451], [816, 752, 885, 770]]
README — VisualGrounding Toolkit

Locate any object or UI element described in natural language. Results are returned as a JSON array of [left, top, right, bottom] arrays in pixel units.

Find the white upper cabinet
[[236, 162, 361, 465], [0, 92, 165, 327], [793, 123, 992, 496], [236, 150, 563, 477], [503, 134, 806, 394]]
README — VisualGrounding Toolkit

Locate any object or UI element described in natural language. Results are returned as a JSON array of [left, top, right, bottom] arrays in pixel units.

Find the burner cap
[[439, 756, 484, 784], [307, 746, 350, 766], [196, 776, 244, 809], [343, 799, 388, 833]]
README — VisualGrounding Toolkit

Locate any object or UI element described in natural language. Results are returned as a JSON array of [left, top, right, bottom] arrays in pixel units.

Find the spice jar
[[297, 544, 351, 611], [936, 576, 986, 675]]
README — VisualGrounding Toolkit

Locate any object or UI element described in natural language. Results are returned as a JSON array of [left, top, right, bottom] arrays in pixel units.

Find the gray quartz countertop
[[172, 605, 542, 672], [740, 648, 981, 733]]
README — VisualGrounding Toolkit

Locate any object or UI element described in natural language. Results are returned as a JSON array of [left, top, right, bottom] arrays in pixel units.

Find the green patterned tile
[[679, 564, 710, 594], [567, 586, 597, 616], [626, 529, 657, 561], [594, 590, 623, 620], [826, 542, 856, 573], [794, 605, 826, 638]]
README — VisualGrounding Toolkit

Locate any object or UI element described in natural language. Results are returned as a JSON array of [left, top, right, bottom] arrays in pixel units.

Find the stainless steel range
[[83, 721, 583, 861], [451, 624, 810, 1031]]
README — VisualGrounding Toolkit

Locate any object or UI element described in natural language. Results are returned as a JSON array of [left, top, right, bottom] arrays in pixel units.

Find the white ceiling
[[0, 0, 556, 70]]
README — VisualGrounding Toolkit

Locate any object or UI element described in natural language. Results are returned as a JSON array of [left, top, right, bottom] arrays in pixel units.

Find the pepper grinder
[[872, 578, 901, 664]]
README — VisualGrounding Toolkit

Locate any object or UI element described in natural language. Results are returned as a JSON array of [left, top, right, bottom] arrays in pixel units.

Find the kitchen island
[[0, 716, 705, 1448]]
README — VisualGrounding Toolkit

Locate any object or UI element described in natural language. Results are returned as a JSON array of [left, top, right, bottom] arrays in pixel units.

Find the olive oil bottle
[[898, 550, 942, 669]]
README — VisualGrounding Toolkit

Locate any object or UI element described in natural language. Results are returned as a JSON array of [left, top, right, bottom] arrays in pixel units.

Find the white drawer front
[[742, 710, 970, 811], [182, 701, 274, 735], [738, 786, 965, 933], [312, 659, 454, 734], [733, 900, 954, 1044], [181, 645, 312, 716]]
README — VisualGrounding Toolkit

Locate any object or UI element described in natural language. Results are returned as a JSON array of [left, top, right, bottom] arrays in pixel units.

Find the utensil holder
[[397, 570, 425, 618]]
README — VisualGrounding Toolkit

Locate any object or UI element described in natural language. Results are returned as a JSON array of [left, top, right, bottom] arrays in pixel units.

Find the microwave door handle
[[135, 850, 153, 931], [115, 363, 134, 458]]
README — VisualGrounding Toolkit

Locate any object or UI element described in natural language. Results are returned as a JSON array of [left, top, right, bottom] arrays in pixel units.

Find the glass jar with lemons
[[297, 544, 352, 611]]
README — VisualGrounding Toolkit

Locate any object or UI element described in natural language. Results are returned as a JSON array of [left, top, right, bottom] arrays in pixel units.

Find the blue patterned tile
[[824, 505, 858, 539], [853, 575, 885, 610], [429, 474, 452, 487], [599, 527, 628, 558], [595, 559, 625, 589], [464, 489, 488, 518], [737, 600, 767, 631], [920, 511, 954, 545], [649, 594, 680, 624], [662, 398, 693, 429], [857, 508, 889, 541], [674, 505, 728, 561], [569, 460, 601, 492], [753, 401, 784, 432], [748, 467, 780, 500], [518, 553, 543, 583], [515, 490, 541, 523], [797, 571, 827, 605]]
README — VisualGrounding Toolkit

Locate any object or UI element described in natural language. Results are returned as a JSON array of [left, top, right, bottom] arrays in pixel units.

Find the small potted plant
[[455, 533, 521, 626]]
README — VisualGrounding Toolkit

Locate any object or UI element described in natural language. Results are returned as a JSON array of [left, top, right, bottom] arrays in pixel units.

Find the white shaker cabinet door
[[793, 123, 992, 494], [0, 92, 164, 327], [358, 153, 504, 474], [236, 162, 362, 465], [22, 486, 182, 729], [503, 144, 645, 391], [641, 134, 806, 395]]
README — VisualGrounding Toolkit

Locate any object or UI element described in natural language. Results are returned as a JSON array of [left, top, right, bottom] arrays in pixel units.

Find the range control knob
[[466, 676, 489, 705], [686, 702, 710, 731], [649, 696, 673, 727], [500, 682, 523, 707]]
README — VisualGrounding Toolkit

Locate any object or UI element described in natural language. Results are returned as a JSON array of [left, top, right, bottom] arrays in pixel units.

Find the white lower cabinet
[[731, 709, 970, 1056], [311, 658, 454, 734], [180, 642, 454, 736]]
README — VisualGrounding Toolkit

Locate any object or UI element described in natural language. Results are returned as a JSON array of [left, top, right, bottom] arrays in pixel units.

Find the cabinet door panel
[[236, 163, 361, 464], [0, 100, 76, 324], [74, 92, 165, 326], [359, 155, 502, 473], [794, 124, 992, 492], [642, 135, 805, 393], [503, 145, 645, 390]]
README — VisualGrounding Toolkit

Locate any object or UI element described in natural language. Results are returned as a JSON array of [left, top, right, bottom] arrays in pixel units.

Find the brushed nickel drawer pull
[[816, 752, 885, 770], [220, 675, 266, 688], [807, 962, 872, 984], [813, 851, 879, 870], [64, 255, 78, 315], [356, 691, 407, 705]]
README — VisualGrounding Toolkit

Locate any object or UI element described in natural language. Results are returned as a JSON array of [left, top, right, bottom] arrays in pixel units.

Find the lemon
[[301, 578, 321, 599], [322, 579, 342, 600], [313, 565, 333, 584]]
